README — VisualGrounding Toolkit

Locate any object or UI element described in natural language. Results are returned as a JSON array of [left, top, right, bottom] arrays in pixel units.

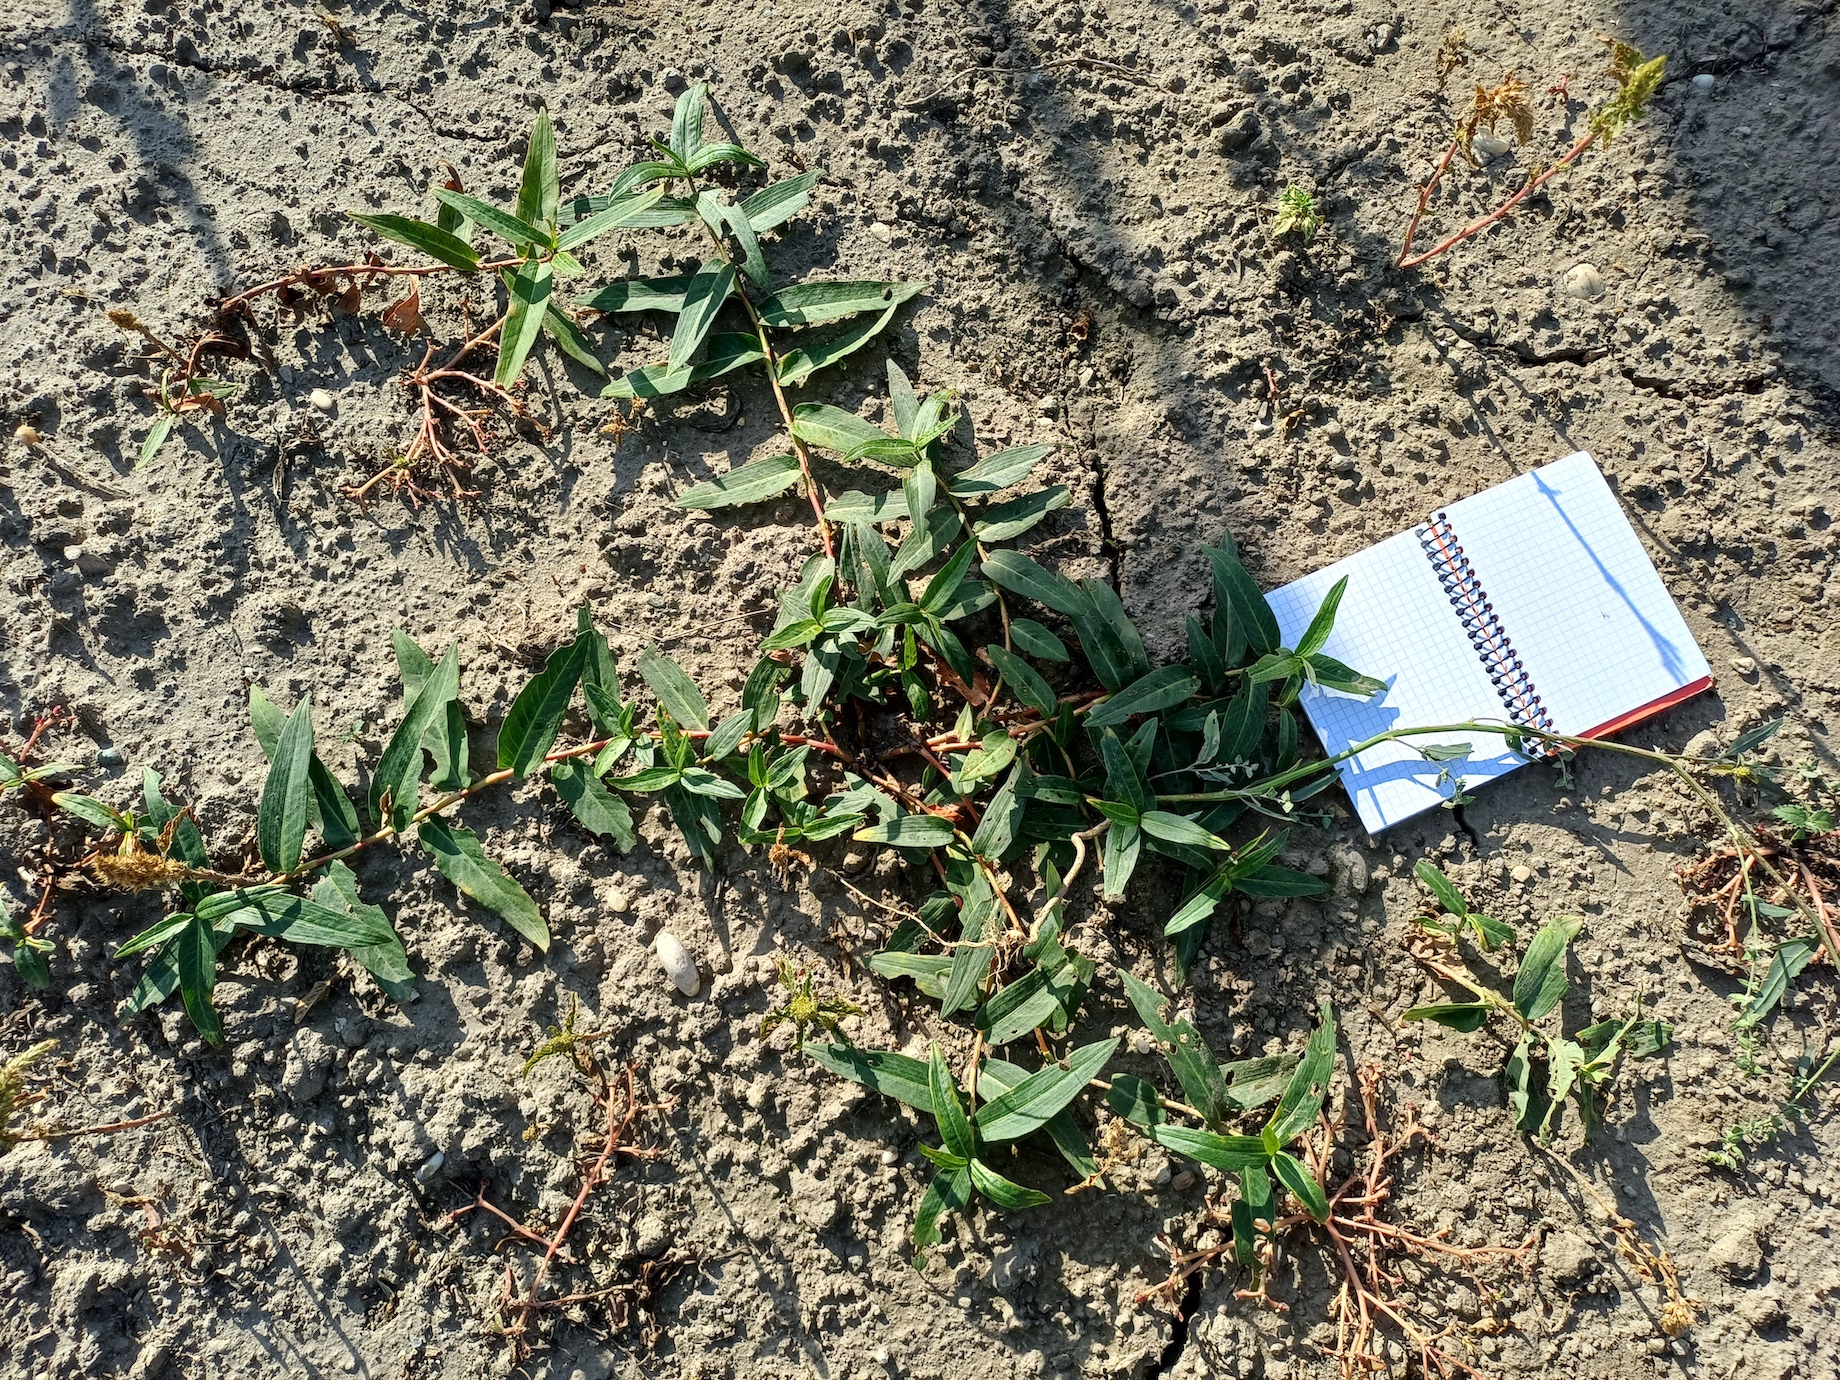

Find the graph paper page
[[1266, 530, 1525, 835], [1440, 451, 1711, 737]]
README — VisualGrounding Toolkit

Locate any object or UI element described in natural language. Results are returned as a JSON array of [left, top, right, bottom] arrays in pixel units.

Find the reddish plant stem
[[1398, 128, 1599, 269], [30, 1109, 175, 1142], [1394, 129, 1467, 269]]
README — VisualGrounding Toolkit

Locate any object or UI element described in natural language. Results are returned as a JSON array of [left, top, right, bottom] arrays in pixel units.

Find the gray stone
[[1709, 1223, 1763, 1280], [1218, 108, 1260, 153], [1562, 263, 1606, 300]]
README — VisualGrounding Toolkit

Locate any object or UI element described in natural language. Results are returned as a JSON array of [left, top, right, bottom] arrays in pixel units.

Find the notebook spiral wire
[[1417, 515, 1556, 757]]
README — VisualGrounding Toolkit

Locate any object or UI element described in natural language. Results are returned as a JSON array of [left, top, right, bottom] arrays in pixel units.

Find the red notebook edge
[[1575, 674, 1717, 743]]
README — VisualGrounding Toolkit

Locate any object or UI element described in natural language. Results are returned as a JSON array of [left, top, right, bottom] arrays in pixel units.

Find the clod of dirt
[[1709, 1222, 1765, 1281], [1562, 263, 1607, 299]]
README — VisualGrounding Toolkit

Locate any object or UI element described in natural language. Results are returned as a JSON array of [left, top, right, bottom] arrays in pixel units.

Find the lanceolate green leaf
[[496, 258, 554, 387], [347, 213, 481, 271], [1270, 1149, 1329, 1221], [967, 1160, 1051, 1210], [554, 188, 667, 251], [516, 108, 559, 232], [803, 1043, 934, 1112], [974, 1039, 1118, 1142], [1514, 915, 1582, 1021], [1295, 575, 1347, 658], [418, 818, 548, 950], [1148, 1123, 1269, 1171], [981, 550, 1085, 616], [542, 303, 606, 376], [371, 644, 459, 831], [498, 636, 588, 776], [667, 260, 738, 373], [973, 486, 1070, 542], [256, 697, 316, 873], [948, 445, 1053, 497], [601, 333, 764, 400], [775, 301, 910, 387], [175, 914, 221, 1044], [928, 1043, 976, 1159], [758, 280, 926, 328], [431, 189, 546, 250], [576, 275, 694, 313], [1087, 666, 1201, 728], [855, 812, 956, 848], [637, 647, 710, 731], [675, 454, 802, 510], [312, 861, 413, 1001], [984, 645, 1055, 715], [789, 403, 886, 454], [551, 758, 637, 851], [1267, 1000, 1338, 1145], [1204, 542, 1281, 655], [740, 168, 822, 232], [669, 82, 707, 162]]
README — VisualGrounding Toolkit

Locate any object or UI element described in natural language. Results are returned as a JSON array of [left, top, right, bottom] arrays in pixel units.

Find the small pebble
[[1691, 73, 1716, 93], [1171, 1170, 1197, 1192], [1511, 864, 1533, 883], [95, 747, 124, 768], [309, 389, 336, 413], [655, 932, 700, 996], [1470, 130, 1512, 162], [1731, 655, 1756, 674], [1562, 263, 1606, 300], [1321, 418, 1346, 441], [879, 1148, 899, 1166], [13, 424, 42, 447], [606, 888, 633, 913], [414, 1150, 444, 1183]]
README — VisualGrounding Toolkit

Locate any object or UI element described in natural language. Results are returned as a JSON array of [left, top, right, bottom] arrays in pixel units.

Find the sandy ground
[[3, 0, 1840, 1376]]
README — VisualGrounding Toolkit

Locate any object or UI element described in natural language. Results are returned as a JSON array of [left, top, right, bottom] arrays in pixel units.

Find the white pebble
[[1511, 864, 1533, 884], [1691, 73, 1716, 93], [309, 388, 336, 413], [1731, 655, 1756, 674], [414, 1150, 444, 1183], [655, 932, 700, 996], [1470, 130, 1512, 162], [1562, 263, 1606, 300], [879, 1148, 899, 1166], [14, 424, 42, 447]]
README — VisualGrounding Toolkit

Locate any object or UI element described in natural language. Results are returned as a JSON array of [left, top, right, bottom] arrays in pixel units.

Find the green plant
[[1706, 1044, 1840, 1171], [0, 1040, 58, 1152], [1271, 185, 1324, 243], [1403, 862, 1669, 1140], [1397, 41, 1667, 269], [759, 957, 862, 1050]]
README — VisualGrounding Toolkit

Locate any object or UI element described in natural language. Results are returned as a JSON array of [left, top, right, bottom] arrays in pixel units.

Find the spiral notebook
[[1265, 451, 1713, 834]]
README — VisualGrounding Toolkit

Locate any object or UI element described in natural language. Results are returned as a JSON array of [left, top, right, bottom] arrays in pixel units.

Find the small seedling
[[1707, 1043, 1840, 1172], [759, 957, 861, 1050], [0, 1040, 58, 1152], [1404, 862, 1669, 1141], [1271, 186, 1323, 243]]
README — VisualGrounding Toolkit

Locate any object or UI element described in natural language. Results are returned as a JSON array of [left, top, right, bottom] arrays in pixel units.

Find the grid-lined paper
[[1266, 530, 1527, 834], [1438, 452, 1711, 738], [1267, 451, 1711, 835]]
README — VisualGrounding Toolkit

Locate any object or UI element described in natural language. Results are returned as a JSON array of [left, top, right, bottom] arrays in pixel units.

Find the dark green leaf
[[175, 914, 221, 1044], [600, 332, 763, 399], [825, 489, 909, 523], [1270, 1150, 1329, 1221], [1203, 542, 1280, 655], [984, 646, 1055, 715], [311, 861, 412, 1001], [969, 765, 1025, 859], [912, 1166, 971, 1266], [929, 1043, 976, 1159], [1147, 1124, 1269, 1171], [968, 1160, 1051, 1210], [496, 258, 553, 387], [237, 891, 397, 950], [576, 274, 693, 313], [855, 813, 956, 847], [541, 302, 607, 376], [1305, 653, 1387, 698], [1105, 1074, 1165, 1126], [789, 403, 887, 454], [1401, 1002, 1492, 1033], [1008, 619, 1068, 662], [982, 550, 1085, 616], [430, 189, 547, 250], [669, 82, 707, 161], [919, 540, 979, 615], [1266, 999, 1336, 1145], [1140, 810, 1229, 851], [666, 260, 738, 373], [1236, 865, 1328, 898], [947, 444, 1053, 498], [974, 1038, 1117, 1143], [115, 911, 192, 959], [554, 188, 669, 251], [1087, 667, 1200, 729], [418, 817, 548, 950], [50, 792, 125, 831], [686, 142, 765, 173], [890, 507, 963, 580], [637, 646, 710, 731], [973, 486, 1070, 542], [498, 637, 587, 776], [347, 213, 481, 271], [1414, 859, 1469, 917], [740, 169, 822, 232], [516, 109, 558, 231], [257, 696, 316, 873], [758, 280, 926, 327], [1513, 915, 1581, 1021], [551, 758, 637, 851], [804, 1043, 934, 1112], [675, 454, 803, 511], [1295, 575, 1347, 658]]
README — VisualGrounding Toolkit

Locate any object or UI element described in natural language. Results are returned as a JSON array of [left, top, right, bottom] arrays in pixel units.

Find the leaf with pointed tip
[[1203, 542, 1280, 655], [312, 861, 412, 1001], [1008, 618, 1068, 662], [804, 1043, 934, 1112], [551, 758, 637, 851], [496, 258, 553, 387], [759, 280, 926, 328], [824, 489, 909, 523], [174, 914, 221, 1044], [1270, 1150, 1329, 1220], [600, 332, 764, 399], [948, 444, 1055, 498], [740, 168, 822, 232], [1266, 1000, 1337, 1145], [347, 213, 481, 271], [1087, 666, 1200, 729], [855, 812, 956, 848], [637, 647, 709, 731], [981, 550, 1085, 615], [541, 302, 606, 376], [929, 1043, 976, 1159], [973, 486, 1070, 542], [789, 403, 887, 454], [371, 644, 459, 831], [431, 189, 547, 250], [967, 1160, 1051, 1210], [257, 696, 316, 873], [554, 188, 669, 251], [669, 82, 707, 161], [516, 109, 558, 232], [1513, 915, 1581, 1021], [419, 818, 548, 950], [1295, 575, 1347, 658], [974, 1039, 1117, 1143], [1147, 1123, 1269, 1171], [576, 275, 694, 313], [498, 637, 587, 776], [984, 646, 1055, 715], [666, 260, 736, 374], [775, 301, 911, 388], [912, 1164, 972, 1267], [675, 454, 802, 510]]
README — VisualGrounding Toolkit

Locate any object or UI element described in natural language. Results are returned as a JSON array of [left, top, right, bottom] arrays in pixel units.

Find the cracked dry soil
[[4, 0, 1840, 1377]]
